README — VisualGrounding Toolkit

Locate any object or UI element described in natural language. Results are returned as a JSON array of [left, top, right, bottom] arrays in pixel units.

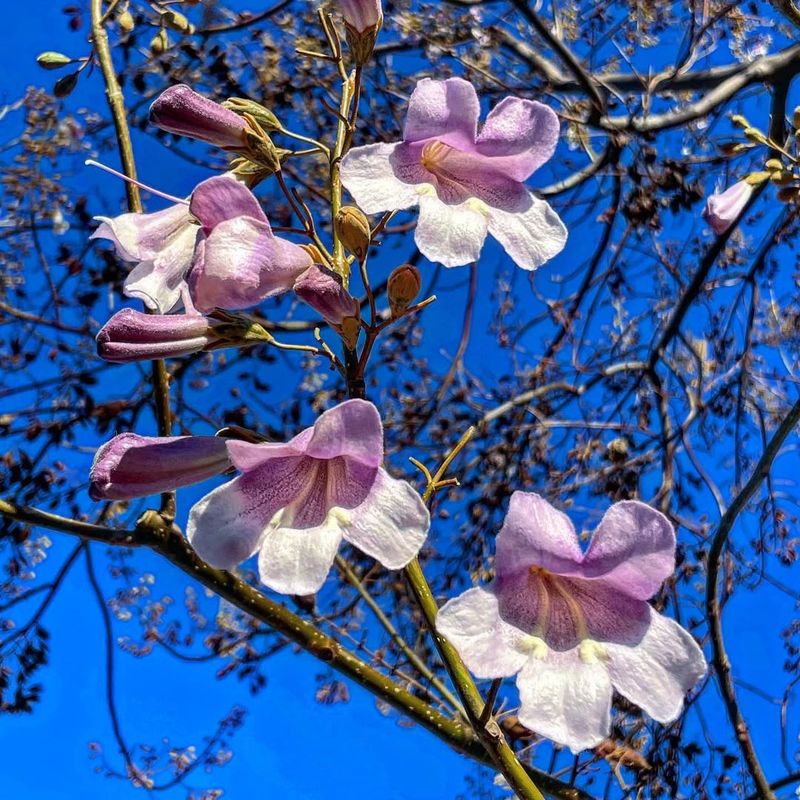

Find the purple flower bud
[[150, 84, 248, 149], [703, 180, 753, 234], [339, 0, 382, 33], [90, 433, 231, 501], [97, 308, 215, 363], [294, 265, 360, 325]]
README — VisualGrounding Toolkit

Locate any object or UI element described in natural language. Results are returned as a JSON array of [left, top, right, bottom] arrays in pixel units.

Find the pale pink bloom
[[436, 492, 706, 753], [188, 399, 428, 593], [341, 77, 567, 269], [90, 433, 230, 501], [294, 264, 360, 324], [150, 84, 248, 149], [188, 176, 312, 313], [91, 201, 198, 313], [92, 176, 310, 314], [97, 307, 216, 363], [703, 180, 753, 234], [339, 0, 382, 32]]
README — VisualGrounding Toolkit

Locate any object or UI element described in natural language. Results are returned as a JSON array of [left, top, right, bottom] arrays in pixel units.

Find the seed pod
[[387, 264, 421, 316], [335, 206, 371, 261]]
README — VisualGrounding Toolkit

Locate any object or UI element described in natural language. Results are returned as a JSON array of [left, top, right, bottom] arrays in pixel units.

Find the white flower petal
[[341, 143, 422, 215], [415, 195, 489, 268], [487, 191, 567, 270], [605, 608, 706, 723], [258, 515, 344, 595], [517, 650, 612, 753], [341, 469, 429, 569], [436, 587, 529, 679], [123, 260, 184, 313]]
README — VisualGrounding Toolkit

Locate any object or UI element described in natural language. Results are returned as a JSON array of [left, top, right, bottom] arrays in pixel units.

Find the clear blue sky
[[1, 2, 798, 799]]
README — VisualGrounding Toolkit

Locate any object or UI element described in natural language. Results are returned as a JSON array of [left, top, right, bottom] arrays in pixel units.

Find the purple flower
[[97, 307, 216, 363], [90, 433, 230, 501], [340, 77, 567, 269], [91, 202, 198, 313], [436, 492, 706, 753], [150, 84, 248, 149], [703, 180, 753, 234], [294, 264, 360, 325], [187, 399, 429, 593], [188, 175, 313, 313], [339, 0, 382, 33], [92, 175, 310, 315]]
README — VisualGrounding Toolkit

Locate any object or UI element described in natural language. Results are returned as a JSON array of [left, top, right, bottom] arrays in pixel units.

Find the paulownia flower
[[703, 180, 753, 234], [339, 0, 382, 33], [150, 84, 249, 149], [294, 264, 360, 325], [188, 399, 429, 594], [436, 492, 706, 753], [92, 175, 310, 314], [89, 400, 429, 596], [97, 307, 217, 363], [188, 175, 312, 312], [91, 201, 198, 313], [340, 77, 567, 269], [90, 433, 230, 501]]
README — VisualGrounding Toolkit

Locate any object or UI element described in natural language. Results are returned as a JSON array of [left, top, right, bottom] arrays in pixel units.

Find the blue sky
[[1, 2, 799, 798]]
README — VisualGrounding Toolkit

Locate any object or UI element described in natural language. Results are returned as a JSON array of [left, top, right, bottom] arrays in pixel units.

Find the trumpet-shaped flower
[[340, 77, 567, 269], [90, 433, 231, 501], [92, 175, 310, 314], [188, 399, 428, 594], [294, 264, 360, 325], [96, 307, 217, 363], [436, 492, 706, 753], [188, 175, 312, 312], [703, 180, 753, 234], [91, 201, 198, 313]]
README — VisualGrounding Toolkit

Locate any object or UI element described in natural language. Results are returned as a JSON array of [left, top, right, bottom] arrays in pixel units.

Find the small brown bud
[[341, 316, 360, 350], [606, 437, 629, 463], [162, 10, 194, 34], [53, 72, 79, 98], [387, 264, 421, 316], [118, 9, 135, 33], [335, 206, 371, 261], [730, 114, 750, 129]]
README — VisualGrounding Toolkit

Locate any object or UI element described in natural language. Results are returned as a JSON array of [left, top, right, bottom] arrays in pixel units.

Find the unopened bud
[[294, 265, 360, 325], [387, 264, 421, 315], [162, 9, 194, 34], [223, 98, 282, 132], [37, 51, 73, 70], [335, 206, 371, 261], [730, 114, 750, 129], [743, 127, 764, 144], [150, 29, 169, 55], [118, 9, 135, 33], [606, 437, 629, 463], [340, 0, 383, 64], [53, 72, 79, 98]]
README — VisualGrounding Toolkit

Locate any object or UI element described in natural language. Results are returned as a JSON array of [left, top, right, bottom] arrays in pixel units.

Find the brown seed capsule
[[335, 206, 371, 261], [387, 264, 421, 316]]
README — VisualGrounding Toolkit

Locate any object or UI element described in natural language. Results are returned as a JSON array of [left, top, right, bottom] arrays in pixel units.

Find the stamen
[[517, 635, 548, 659], [85, 159, 190, 205], [578, 640, 609, 665]]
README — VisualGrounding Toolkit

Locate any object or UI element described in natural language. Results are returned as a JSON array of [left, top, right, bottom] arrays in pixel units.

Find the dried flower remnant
[[436, 492, 706, 753]]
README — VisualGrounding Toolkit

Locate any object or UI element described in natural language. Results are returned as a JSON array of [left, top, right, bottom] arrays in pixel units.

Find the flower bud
[[335, 206, 371, 261], [89, 433, 230, 501], [340, 315, 360, 350], [97, 308, 216, 363], [294, 265, 360, 325], [53, 72, 79, 98], [162, 9, 194, 34], [387, 264, 421, 315], [223, 98, 282, 133], [37, 51, 73, 70], [703, 180, 753, 235], [339, 0, 382, 64], [118, 10, 135, 33], [150, 29, 169, 55], [150, 84, 248, 149]]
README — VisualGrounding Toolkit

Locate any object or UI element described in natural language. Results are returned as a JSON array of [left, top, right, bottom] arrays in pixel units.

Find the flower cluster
[[87, 2, 705, 758]]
